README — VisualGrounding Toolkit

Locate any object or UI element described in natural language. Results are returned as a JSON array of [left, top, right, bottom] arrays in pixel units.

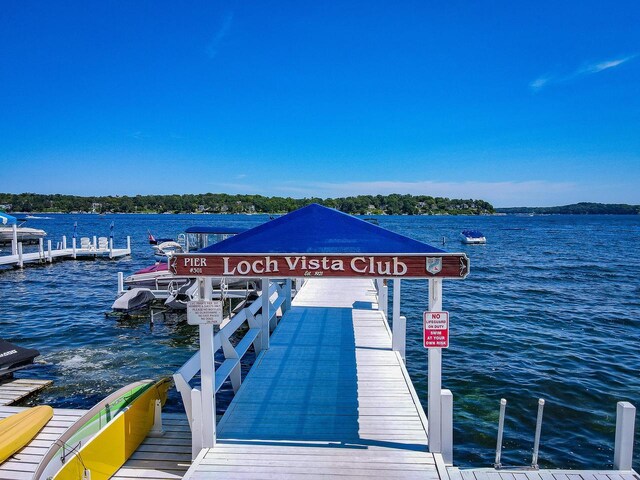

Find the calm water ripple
[[1, 213, 639, 469]]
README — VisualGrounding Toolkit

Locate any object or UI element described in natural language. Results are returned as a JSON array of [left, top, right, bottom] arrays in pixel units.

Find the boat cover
[[199, 203, 445, 254], [0, 339, 40, 376], [0, 212, 17, 226], [461, 230, 484, 238]]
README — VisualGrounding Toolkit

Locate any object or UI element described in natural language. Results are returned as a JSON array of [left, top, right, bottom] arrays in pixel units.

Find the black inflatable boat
[[0, 339, 40, 377]]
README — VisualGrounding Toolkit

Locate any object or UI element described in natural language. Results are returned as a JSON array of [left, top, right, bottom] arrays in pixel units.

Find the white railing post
[[441, 389, 453, 465], [72, 238, 77, 258], [614, 401, 636, 470], [93, 236, 97, 250], [109, 238, 114, 258], [11, 224, 18, 255], [117, 272, 124, 294], [38, 238, 44, 261], [62, 235, 67, 250], [428, 278, 443, 453], [199, 277, 216, 449], [17, 242, 23, 268], [191, 388, 203, 460], [47, 240, 52, 262], [127, 235, 131, 253], [261, 279, 270, 350], [391, 280, 405, 361], [378, 278, 388, 318]]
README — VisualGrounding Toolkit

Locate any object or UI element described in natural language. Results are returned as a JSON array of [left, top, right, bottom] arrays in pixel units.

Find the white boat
[[0, 212, 47, 245], [114, 225, 253, 311], [460, 229, 487, 244], [0, 226, 47, 245]]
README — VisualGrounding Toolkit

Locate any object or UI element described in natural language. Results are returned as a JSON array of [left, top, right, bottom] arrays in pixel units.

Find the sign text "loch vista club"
[[170, 254, 469, 279]]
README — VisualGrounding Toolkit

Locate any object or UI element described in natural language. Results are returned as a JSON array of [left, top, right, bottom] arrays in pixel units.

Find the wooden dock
[[0, 406, 190, 480], [183, 278, 439, 479], [0, 377, 52, 406], [0, 405, 85, 480]]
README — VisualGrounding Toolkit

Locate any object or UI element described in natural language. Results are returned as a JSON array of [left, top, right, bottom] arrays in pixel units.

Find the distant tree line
[[0, 192, 495, 216], [496, 202, 640, 215]]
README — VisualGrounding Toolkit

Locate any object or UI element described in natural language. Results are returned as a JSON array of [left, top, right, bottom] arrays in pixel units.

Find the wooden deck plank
[[0, 378, 52, 406], [185, 278, 436, 479]]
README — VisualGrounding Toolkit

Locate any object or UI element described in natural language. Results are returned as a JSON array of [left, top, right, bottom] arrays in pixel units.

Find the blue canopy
[[0, 212, 17, 226], [199, 204, 445, 254], [185, 226, 247, 235]]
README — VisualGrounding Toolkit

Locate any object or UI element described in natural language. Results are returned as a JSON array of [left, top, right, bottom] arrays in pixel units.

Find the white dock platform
[[184, 278, 438, 479], [0, 405, 86, 480], [0, 406, 191, 480], [0, 377, 52, 406], [0, 241, 131, 268], [447, 468, 639, 480]]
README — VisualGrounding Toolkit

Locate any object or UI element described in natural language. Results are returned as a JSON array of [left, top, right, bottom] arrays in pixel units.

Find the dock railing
[[173, 278, 293, 458]]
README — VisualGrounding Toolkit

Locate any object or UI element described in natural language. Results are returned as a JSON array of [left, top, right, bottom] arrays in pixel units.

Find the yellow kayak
[[0, 405, 53, 463], [52, 378, 171, 480]]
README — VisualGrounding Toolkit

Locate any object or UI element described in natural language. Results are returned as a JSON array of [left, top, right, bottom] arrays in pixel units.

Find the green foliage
[[0, 192, 495, 215], [496, 202, 640, 215]]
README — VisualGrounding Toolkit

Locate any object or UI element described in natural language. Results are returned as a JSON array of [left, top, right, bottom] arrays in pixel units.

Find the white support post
[[62, 235, 67, 250], [92, 236, 97, 250], [191, 388, 203, 460], [295, 278, 303, 293], [148, 399, 165, 437], [378, 279, 388, 318], [199, 277, 216, 449], [17, 242, 23, 268], [441, 389, 453, 465], [391, 280, 406, 361], [109, 238, 114, 258], [11, 224, 18, 255], [38, 238, 44, 261], [126, 235, 131, 253], [47, 240, 52, 262], [261, 278, 270, 350], [72, 238, 77, 258], [117, 272, 124, 295], [428, 278, 443, 453], [614, 401, 636, 470], [283, 279, 292, 312]]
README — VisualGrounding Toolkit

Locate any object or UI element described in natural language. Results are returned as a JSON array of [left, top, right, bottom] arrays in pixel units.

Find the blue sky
[[0, 1, 638, 207]]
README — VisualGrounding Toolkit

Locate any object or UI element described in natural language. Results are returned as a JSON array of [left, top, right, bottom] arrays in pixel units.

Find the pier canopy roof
[[0, 212, 17, 226], [198, 203, 445, 254], [171, 204, 469, 279]]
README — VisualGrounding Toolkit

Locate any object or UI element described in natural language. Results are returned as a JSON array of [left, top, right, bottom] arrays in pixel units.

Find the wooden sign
[[170, 253, 469, 279]]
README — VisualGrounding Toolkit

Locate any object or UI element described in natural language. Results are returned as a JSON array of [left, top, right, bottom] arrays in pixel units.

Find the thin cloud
[[207, 12, 233, 59], [530, 54, 636, 91]]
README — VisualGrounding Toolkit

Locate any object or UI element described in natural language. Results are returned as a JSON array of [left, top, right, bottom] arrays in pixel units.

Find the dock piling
[[442, 389, 454, 464], [47, 240, 52, 262], [17, 242, 23, 268], [614, 401, 636, 470], [495, 398, 507, 468], [38, 238, 44, 261], [531, 398, 545, 467]]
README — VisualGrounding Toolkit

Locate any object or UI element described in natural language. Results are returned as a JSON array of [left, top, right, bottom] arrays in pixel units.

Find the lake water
[[2, 213, 639, 469]]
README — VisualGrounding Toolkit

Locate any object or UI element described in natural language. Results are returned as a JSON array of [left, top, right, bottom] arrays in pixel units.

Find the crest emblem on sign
[[426, 257, 442, 275]]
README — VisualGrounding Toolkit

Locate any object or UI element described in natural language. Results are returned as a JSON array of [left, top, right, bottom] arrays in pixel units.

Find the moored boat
[[460, 229, 487, 244], [0, 339, 40, 378]]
